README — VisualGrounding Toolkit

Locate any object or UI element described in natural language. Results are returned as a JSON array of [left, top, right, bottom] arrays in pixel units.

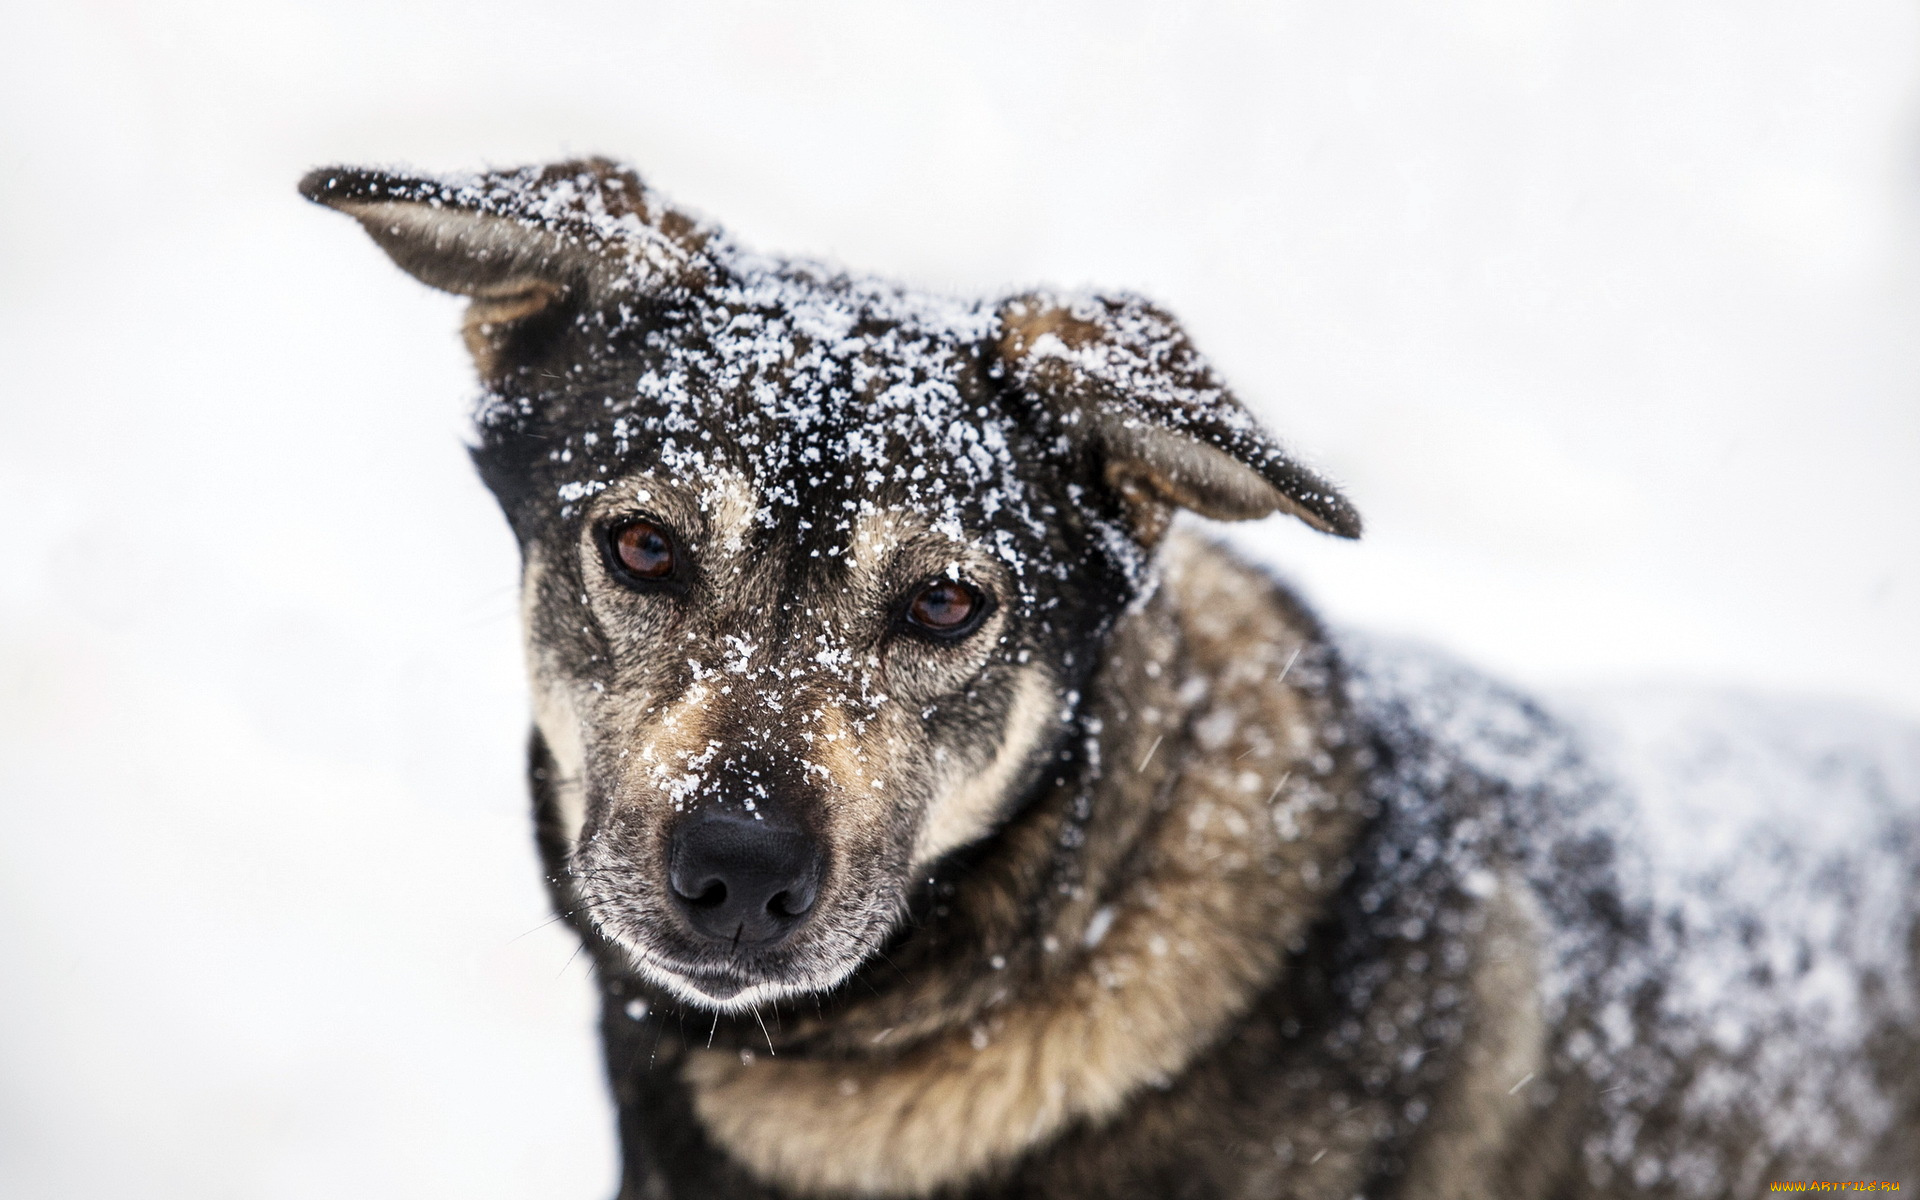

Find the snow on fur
[[1346, 634, 1920, 1193]]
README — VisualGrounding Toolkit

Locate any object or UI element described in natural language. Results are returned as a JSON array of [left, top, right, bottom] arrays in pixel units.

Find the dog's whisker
[[555, 940, 589, 980], [508, 911, 572, 943], [871, 949, 911, 985], [647, 1017, 668, 1070], [750, 1004, 776, 1056]]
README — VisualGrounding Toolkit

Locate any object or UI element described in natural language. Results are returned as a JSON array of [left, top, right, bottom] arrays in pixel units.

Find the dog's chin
[[626, 951, 862, 1014]]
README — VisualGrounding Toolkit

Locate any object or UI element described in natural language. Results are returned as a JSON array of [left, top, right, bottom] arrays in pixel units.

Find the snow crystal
[[1083, 904, 1117, 949]]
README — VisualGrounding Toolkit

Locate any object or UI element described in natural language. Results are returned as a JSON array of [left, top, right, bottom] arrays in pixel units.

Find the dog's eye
[[904, 579, 987, 638], [606, 519, 677, 585]]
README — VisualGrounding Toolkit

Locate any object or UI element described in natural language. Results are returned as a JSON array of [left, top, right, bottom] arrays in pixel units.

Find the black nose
[[667, 814, 823, 946]]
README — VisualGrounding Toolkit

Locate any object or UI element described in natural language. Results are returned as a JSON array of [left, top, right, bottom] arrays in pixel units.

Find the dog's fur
[[304, 158, 1920, 1198]]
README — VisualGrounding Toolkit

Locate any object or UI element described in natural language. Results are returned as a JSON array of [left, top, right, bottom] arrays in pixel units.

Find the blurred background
[[2, 2, 1915, 1196]]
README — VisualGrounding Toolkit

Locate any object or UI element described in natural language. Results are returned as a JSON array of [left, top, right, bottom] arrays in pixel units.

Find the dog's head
[[303, 159, 1358, 1010]]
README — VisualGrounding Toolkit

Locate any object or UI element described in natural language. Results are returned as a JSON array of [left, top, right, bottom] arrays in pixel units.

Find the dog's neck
[[675, 533, 1366, 1196]]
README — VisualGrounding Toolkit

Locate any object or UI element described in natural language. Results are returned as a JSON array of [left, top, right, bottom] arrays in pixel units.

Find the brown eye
[[905, 578, 985, 637], [608, 519, 676, 583]]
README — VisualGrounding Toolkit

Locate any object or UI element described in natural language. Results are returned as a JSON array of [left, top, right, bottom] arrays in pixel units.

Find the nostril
[[767, 886, 814, 920], [681, 879, 727, 909]]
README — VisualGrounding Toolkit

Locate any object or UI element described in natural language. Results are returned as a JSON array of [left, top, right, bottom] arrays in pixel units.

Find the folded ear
[[995, 294, 1361, 543], [298, 157, 710, 378]]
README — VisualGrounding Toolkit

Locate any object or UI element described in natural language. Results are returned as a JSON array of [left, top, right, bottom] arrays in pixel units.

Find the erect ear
[[995, 294, 1361, 544], [298, 157, 711, 379]]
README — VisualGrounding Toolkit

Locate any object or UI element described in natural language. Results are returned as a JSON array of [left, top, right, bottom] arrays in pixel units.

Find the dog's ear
[[995, 294, 1360, 543], [299, 158, 710, 379]]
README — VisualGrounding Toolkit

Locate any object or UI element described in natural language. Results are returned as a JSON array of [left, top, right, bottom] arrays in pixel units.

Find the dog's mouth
[[621, 944, 864, 1012], [648, 960, 783, 1006], [680, 970, 750, 1001], [651, 961, 755, 1003]]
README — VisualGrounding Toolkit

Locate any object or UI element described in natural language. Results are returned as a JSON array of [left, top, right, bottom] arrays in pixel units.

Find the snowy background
[[2, 2, 1916, 1196]]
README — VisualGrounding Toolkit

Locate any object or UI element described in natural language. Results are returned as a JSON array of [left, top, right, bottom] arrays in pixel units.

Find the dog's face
[[303, 159, 1358, 1009], [497, 283, 1121, 1010]]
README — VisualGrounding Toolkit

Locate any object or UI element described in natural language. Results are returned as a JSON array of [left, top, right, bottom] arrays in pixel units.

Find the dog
[[303, 158, 1920, 1198]]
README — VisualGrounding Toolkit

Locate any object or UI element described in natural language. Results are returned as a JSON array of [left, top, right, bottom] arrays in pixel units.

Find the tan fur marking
[[623, 680, 729, 803], [523, 552, 589, 844], [996, 302, 1105, 359], [1103, 462, 1177, 546], [1400, 880, 1549, 1199], [913, 669, 1055, 866], [684, 871, 1279, 1196], [844, 510, 914, 587], [805, 702, 873, 797], [532, 682, 589, 843], [692, 470, 758, 558], [462, 281, 563, 378], [1106, 446, 1280, 526]]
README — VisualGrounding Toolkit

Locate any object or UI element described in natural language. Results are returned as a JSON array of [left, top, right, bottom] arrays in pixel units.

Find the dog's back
[[1340, 632, 1920, 1196]]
